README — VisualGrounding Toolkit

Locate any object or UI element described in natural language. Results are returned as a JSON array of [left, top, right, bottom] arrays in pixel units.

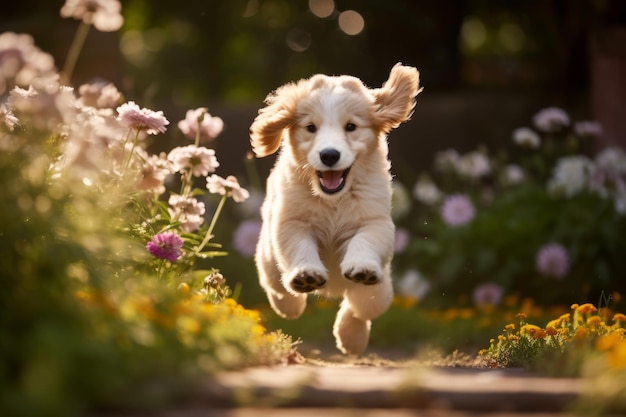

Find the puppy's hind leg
[[256, 245, 306, 319], [332, 300, 371, 355]]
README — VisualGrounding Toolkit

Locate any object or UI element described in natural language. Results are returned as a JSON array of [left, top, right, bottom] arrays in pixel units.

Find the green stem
[[61, 21, 91, 85], [124, 129, 141, 170], [195, 194, 227, 254]]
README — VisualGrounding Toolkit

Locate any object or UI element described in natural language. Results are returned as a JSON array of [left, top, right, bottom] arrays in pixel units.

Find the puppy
[[250, 63, 422, 354]]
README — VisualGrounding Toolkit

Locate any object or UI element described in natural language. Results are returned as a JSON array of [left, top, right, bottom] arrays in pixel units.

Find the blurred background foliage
[[2, 0, 625, 314]]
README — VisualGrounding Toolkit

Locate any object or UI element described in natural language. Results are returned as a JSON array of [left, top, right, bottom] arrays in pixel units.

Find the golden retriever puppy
[[250, 63, 422, 354]]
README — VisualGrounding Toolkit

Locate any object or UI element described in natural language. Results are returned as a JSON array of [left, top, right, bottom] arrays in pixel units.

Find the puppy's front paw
[[288, 269, 327, 293], [342, 264, 382, 286]]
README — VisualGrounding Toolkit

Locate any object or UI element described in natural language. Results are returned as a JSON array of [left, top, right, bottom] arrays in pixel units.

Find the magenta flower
[[536, 243, 569, 279], [146, 232, 183, 262], [441, 194, 475, 226], [232, 219, 262, 257], [472, 282, 504, 307]]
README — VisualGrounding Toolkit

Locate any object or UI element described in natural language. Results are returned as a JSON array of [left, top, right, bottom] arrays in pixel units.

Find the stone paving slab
[[194, 364, 583, 413]]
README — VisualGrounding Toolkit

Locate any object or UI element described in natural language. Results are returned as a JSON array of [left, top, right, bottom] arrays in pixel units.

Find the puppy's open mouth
[[317, 167, 351, 194]]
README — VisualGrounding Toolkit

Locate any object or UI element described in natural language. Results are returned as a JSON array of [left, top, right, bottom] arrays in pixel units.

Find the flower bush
[[394, 106, 626, 308], [0, 1, 297, 415], [479, 303, 626, 414]]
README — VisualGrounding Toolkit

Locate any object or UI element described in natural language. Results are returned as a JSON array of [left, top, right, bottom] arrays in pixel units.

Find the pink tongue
[[320, 171, 343, 190]]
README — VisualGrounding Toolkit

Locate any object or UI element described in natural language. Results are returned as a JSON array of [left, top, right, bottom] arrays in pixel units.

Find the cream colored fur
[[250, 63, 422, 355]]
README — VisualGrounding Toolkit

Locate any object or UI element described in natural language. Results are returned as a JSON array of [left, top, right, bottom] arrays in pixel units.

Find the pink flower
[[167, 145, 219, 177], [394, 227, 410, 253], [146, 232, 183, 262], [574, 121, 603, 138], [232, 219, 262, 257], [178, 107, 224, 143], [532, 107, 570, 132], [441, 194, 475, 226], [116, 101, 169, 135], [472, 282, 504, 307], [206, 174, 250, 203], [536, 243, 569, 279], [60, 0, 124, 32], [168, 195, 206, 232]]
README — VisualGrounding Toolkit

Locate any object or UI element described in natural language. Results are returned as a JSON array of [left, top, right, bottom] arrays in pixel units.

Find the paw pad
[[343, 268, 380, 285], [290, 271, 327, 293]]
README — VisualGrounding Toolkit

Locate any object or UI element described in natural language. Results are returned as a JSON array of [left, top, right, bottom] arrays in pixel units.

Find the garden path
[[103, 348, 587, 416]]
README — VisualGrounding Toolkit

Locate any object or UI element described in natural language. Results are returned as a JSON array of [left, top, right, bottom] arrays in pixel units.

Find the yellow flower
[[596, 332, 623, 351], [546, 326, 558, 336], [574, 325, 588, 341], [607, 341, 626, 370], [532, 328, 547, 339], [508, 335, 520, 342], [586, 315, 603, 328], [505, 323, 516, 332], [515, 312, 527, 320], [478, 349, 488, 356], [498, 335, 507, 342], [520, 324, 541, 335], [613, 313, 626, 325], [559, 313, 571, 323], [177, 282, 191, 294], [571, 303, 579, 310], [576, 303, 597, 314]]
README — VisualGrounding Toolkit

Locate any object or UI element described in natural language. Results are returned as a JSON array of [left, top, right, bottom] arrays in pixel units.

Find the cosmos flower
[[177, 107, 224, 143], [0, 32, 57, 95], [146, 232, 183, 262], [116, 101, 169, 135], [441, 194, 475, 226], [206, 174, 250, 203], [536, 243, 569, 279], [60, 0, 124, 32], [78, 81, 122, 109]]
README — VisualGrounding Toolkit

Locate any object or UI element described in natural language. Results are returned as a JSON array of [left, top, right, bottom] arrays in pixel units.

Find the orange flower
[[515, 312, 527, 320], [546, 326, 558, 336], [613, 313, 626, 324], [505, 323, 516, 332], [576, 303, 598, 314]]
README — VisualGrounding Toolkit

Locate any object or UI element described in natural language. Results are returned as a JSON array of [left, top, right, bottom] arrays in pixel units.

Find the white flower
[[206, 174, 249, 203], [391, 181, 411, 220], [414, 177, 442, 205], [0, 32, 57, 95], [532, 107, 570, 132], [60, 0, 124, 32], [0, 104, 19, 131], [168, 145, 219, 177], [434, 149, 460, 172], [78, 81, 122, 109], [396, 269, 431, 300], [547, 155, 593, 197], [501, 164, 525, 185], [595, 147, 626, 174], [512, 127, 541, 149], [457, 151, 490, 178]]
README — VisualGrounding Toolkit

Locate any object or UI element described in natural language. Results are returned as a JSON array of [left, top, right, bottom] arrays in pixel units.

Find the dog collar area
[[317, 167, 351, 194]]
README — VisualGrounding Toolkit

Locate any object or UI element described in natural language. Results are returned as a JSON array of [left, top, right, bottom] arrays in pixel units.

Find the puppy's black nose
[[320, 148, 340, 167]]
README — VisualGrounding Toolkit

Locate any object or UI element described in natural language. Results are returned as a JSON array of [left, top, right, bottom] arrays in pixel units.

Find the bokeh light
[[338, 10, 364, 36], [309, 0, 335, 18]]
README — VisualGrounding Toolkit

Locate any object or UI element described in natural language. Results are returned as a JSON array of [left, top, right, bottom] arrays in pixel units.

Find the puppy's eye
[[345, 123, 357, 132], [306, 124, 317, 133]]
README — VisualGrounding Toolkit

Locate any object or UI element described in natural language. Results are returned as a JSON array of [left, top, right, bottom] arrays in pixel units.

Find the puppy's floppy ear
[[249, 84, 297, 158], [372, 63, 423, 133]]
